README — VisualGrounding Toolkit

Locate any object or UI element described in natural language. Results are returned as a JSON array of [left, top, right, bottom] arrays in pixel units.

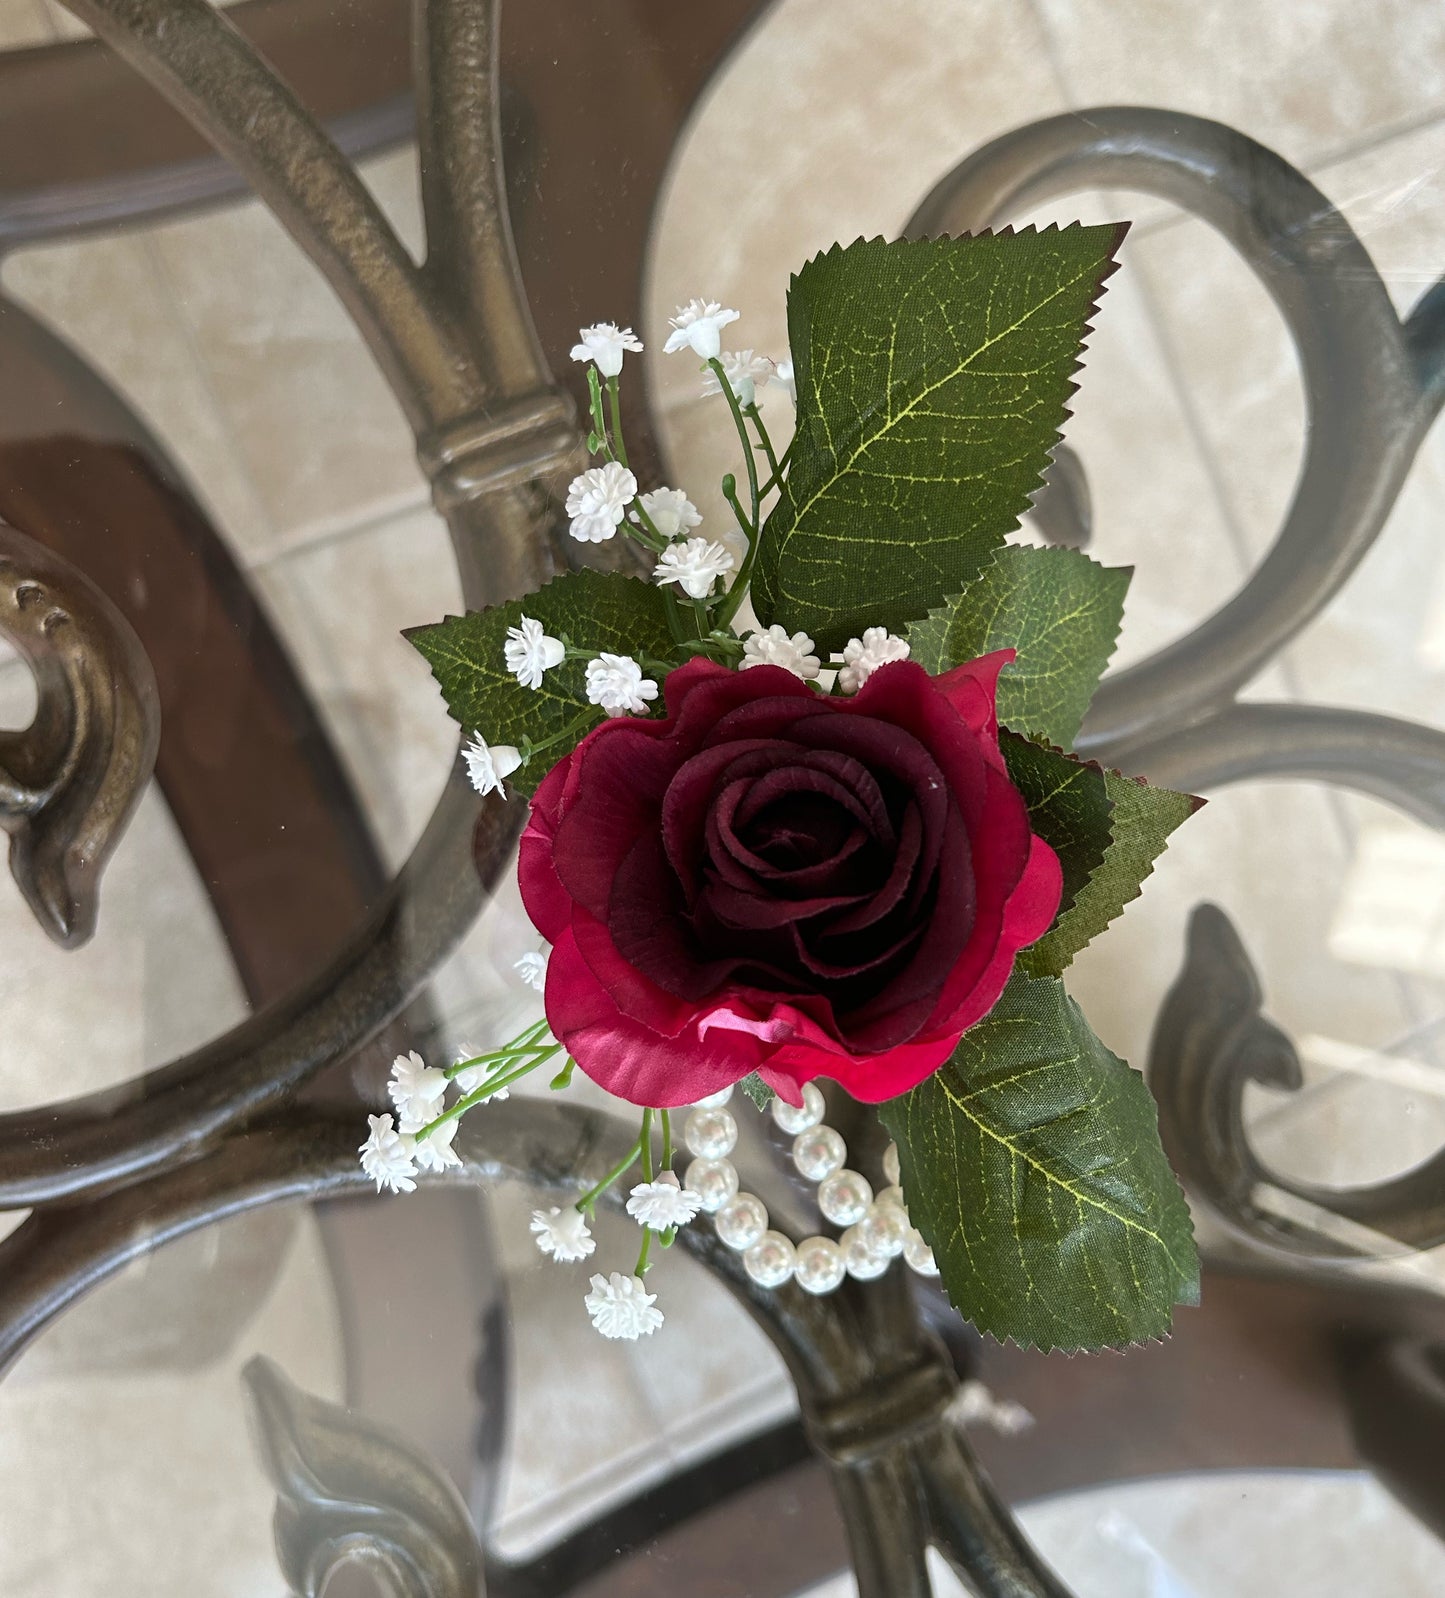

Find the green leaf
[[999, 733, 1112, 924], [739, 1072, 776, 1111], [405, 568, 675, 796], [752, 226, 1127, 651], [906, 545, 1130, 749], [879, 973, 1198, 1351], [1022, 767, 1201, 978]]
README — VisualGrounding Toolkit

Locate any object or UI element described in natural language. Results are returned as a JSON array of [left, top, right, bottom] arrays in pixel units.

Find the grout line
[[1307, 103, 1445, 184], [250, 486, 435, 579]]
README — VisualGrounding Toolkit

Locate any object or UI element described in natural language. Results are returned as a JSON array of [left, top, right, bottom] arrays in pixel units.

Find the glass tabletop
[[3, 1, 1445, 1594]]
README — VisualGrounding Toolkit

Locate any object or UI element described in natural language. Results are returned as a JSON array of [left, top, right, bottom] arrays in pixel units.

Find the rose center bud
[[613, 731, 979, 1037]]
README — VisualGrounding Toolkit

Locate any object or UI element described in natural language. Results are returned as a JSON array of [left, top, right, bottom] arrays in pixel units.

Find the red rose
[[518, 653, 1061, 1108]]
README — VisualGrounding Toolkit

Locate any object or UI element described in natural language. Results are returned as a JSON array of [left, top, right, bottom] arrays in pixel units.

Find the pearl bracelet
[[681, 1083, 939, 1295]]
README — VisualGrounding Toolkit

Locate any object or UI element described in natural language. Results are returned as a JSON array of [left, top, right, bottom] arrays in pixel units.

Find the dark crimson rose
[[518, 653, 1061, 1108]]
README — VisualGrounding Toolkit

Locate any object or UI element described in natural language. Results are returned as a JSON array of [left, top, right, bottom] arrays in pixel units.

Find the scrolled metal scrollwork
[[907, 105, 1445, 1281], [0, 519, 159, 948], [6, 14, 1445, 1593], [1150, 903, 1445, 1261], [0, 1101, 1075, 1598], [244, 1355, 486, 1598]]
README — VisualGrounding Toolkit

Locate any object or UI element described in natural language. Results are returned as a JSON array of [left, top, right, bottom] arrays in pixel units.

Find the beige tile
[[1129, 118, 1445, 731], [1065, 780, 1431, 1081], [646, 0, 1066, 419], [1018, 1472, 1445, 1598], [252, 504, 460, 872], [0, 1203, 344, 1598], [148, 149, 429, 558], [2, 235, 275, 562], [626, 1242, 796, 1469], [492, 1234, 666, 1559], [251, 505, 538, 1034], [0, 779, 246, 1112], [1035, 0, 1445, 172], [0, 0, 50, 45]]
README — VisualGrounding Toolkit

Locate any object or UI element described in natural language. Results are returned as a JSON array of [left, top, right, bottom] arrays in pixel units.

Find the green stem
[[549, 1057, 576, 1090], [714, 536, 761, 631], [720, 474, 753, 542], [758, 436, 794, 499], [516, 711, 599, 767], [576, 1136, 643, 1214], [607, 375, 629, 470], [709, 358, 760, 533], [660, 1108, 673, 1172], [419, 1047, 558, 1136], [634, 1226, 654, 1276], [639, 1108, 654, 1183], [587, 367, 608, 451], [745, 402, 780, 481], [444, 1018, 552, 1079]]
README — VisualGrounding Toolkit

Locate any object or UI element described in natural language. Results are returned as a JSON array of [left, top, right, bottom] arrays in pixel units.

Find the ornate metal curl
[[0, 520, 159, 947], [909, 106, 1445, 1276], [244, 1355, 485, 1598], [906, 106, 1445, 786], [1150, 903, 1445, 1261], [0, 1101, 1074, 1598], [0, 0, 575, 1207]]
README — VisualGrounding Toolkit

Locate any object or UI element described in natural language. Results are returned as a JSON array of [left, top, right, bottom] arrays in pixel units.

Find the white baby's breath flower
[[569, 321, 643, 378], [566, 461, 637, 543], [663, 299, 740, 361], [584, 1271, 664, 1339], [652, 537, 735, 601], [359, 1114, 417, 1194], [530, 1206, 595, 1262], [774, 356, 796, 403], [701, 349, 774, 408], [585, 653, 658, 717], [388, 1050, 449, 1131], [626, 1171, 703, 1232], [838, 627, 911, 694], [740, 624, 821, 680], [407, 1115, 461, 1173], [503, 616, 566, 691], [514, 950, 547, 991], [637, 486, 702, 540], [463, 733, 522, 799]]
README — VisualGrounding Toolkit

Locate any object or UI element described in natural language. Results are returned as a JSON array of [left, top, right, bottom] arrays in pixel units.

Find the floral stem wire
[[635, 1107, 655, 1275], [576, 1130, 644, 1214], [709, 357, 760, 533], [745, 401, 780, 481]]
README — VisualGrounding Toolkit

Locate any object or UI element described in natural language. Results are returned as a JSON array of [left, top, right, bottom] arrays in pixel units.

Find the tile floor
[[4, 0, 1445, 1592]]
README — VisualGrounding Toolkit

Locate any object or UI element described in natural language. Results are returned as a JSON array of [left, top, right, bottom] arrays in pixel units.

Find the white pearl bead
[[904, 1227, 939, 1277], [794, 1235, 846, 1295], [882, 1141, 901, 1187], [771, 1081, 825, 1134], [817, 1168, 873, 1227], [858, 1200, 908, 1259], [744, 1230, 796, 1288], [684, 1156, 739, 1213], [685, 1106, 738, 1159], [793, 1124, 846, 1182], [840, 1223, 890, 1280], [693, 1085, 734, 1109], [876, 1184, 908, 1214], [715, 1192, 769, 1251]]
